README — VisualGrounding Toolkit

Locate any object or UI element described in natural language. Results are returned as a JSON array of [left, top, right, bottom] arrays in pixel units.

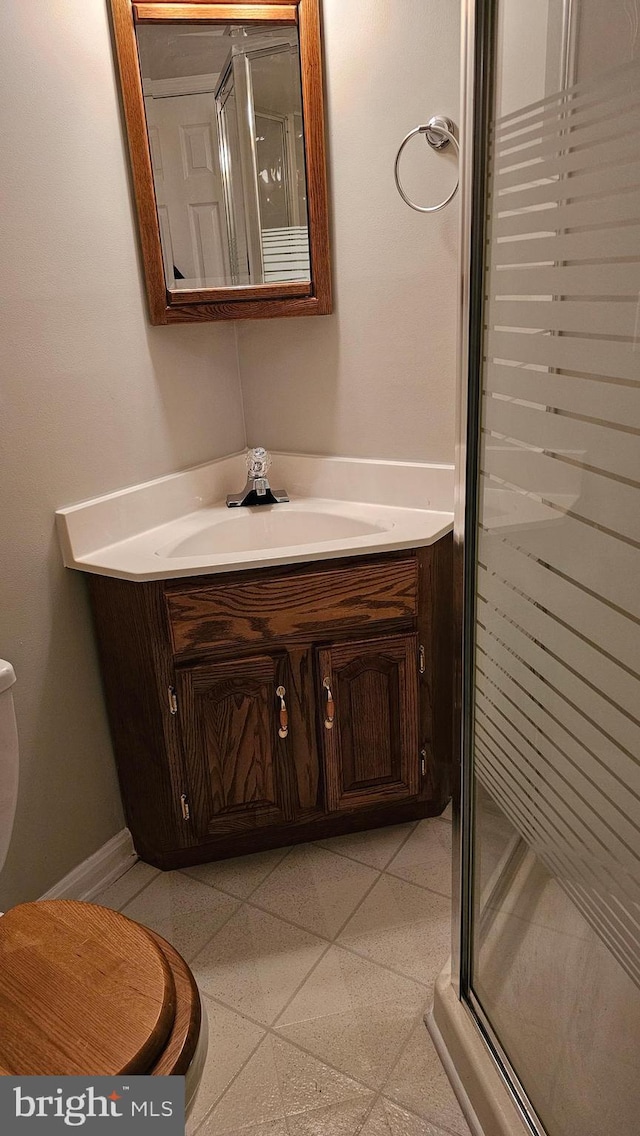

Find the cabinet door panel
[[176, 655, 289, 838], [319, 633, 420, 813]]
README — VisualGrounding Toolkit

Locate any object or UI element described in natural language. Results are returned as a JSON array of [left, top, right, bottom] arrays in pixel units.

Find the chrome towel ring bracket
[[394, 115, 459, 213]]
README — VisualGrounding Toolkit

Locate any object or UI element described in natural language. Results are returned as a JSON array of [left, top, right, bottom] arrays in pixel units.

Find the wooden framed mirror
[[109, 0, 331, 323]]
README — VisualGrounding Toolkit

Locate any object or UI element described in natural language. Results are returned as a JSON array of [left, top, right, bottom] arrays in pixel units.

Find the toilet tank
[[0, 660, 19, 874]]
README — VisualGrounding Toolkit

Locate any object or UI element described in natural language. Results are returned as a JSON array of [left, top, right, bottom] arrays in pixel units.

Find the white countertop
[[56, 452, 454, 581]]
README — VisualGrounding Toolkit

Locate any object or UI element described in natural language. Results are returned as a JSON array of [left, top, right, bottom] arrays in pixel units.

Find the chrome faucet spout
[[226, 448, 290, 508]]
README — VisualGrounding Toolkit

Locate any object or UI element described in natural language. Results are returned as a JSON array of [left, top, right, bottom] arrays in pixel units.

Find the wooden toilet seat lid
[[0, 900, 177, 1076]]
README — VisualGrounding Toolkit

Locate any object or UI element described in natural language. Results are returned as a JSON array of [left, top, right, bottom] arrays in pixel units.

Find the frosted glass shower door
[[462, 3, 640, 1134]]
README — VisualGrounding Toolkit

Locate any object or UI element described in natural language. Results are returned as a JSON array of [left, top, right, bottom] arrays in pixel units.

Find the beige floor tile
[[337, 874, 451, 987], [440, 802, 453, 823], [273, 1035, 371, 1115], [313, 825, 416, 871], [191, 904, 326, 1026], [383, 1023, 469, 1136], [361, 1099, 453, 1136], [275, 946, 426, 1089], [91, 861, 160, 911], [250, 844, 379, 939], [360, 1098, 455, 1136], [200, 1035, 369, 1135], [200, 1123, 288, 1136], [121, 871, 239, 960], [285, 1097, 374, 1135], [198, 1036, 285, 1133], [386, 821, 452, 897], [182, 848, 291, 900], [187, 995, 265, 1132]]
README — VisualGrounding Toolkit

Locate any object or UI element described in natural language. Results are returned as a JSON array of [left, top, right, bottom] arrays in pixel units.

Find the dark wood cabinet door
[[318, 633, 420, 813], [176, 655, 290, 839]]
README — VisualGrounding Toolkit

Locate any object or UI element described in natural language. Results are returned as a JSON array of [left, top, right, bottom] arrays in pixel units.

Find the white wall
[[0, 1, 245, 907], [237, 0, 461, 463]]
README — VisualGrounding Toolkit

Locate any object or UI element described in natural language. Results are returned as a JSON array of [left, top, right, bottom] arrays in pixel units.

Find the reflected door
[[461, 2, 640, 1135], [144, 92, 230, 288]]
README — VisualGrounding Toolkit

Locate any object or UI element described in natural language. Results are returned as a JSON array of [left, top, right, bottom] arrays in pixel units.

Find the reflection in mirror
[[136, 23, 310, 292]]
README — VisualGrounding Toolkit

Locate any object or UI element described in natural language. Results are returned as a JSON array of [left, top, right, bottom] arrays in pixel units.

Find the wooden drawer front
[[166, 557, 417, 655]]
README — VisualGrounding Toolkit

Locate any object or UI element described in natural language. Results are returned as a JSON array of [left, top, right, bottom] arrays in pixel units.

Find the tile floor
[[93, 810, 469, 1136]]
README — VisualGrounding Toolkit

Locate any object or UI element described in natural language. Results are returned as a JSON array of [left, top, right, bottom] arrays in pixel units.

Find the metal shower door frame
[[451, 2, 579, 1133]]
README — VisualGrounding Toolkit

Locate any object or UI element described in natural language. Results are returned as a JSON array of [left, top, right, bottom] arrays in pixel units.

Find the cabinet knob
[[323, 677, 335, 730], [276, 685, 289, 739]]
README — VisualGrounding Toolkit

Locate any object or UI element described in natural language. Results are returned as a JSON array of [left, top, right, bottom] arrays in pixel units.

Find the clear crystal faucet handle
[[247, 447, 271, 477]]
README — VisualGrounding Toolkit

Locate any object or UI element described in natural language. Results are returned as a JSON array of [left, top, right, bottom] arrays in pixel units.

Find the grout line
[[93, 865, 161, 913], [382, 867, 452, 901], [267, 821, 430, 1033], [199, 988, 276, 1033], [190, 1009, 269, 1135], [271, 1000, 430, 1089], [180, 842, 294, 905], [217, 894, 334, 945], [330, 871, 385, 941], [269, 937, 335, 1027], [308, 819, 420, 871], [242, 843, 297, 897], [378, 1095, 469, 1136], [178, 895, 245, 968], [378, 818, 423, 862], [378, 1022, 419, 1106], [330, 939, 433, 990], [326, 819, 421, 944], [266, 1024, 376, 1093], [267, 860, 391, 1032], [377, 1010, 471, 1136], [354, 1092, 381, 1134]]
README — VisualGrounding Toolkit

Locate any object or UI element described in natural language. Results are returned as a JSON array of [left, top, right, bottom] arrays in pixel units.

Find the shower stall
[[431, 3, 640, 1135], [215, 29, 309, 286]]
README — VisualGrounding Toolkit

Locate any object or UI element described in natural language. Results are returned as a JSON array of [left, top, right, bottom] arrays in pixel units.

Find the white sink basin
[[157, 506, 388, 558], [56, 452, 454, 580]]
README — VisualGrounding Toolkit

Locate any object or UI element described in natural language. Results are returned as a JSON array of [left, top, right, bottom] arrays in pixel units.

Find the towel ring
[[394, 116, 459, 214]]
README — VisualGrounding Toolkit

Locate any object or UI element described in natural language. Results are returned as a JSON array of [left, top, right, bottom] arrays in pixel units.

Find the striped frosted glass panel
[[260, 226, 310, 282], [476, 57, 640, 987]]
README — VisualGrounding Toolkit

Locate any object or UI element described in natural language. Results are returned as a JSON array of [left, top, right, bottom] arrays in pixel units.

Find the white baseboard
[[39, 829, 138, 902]]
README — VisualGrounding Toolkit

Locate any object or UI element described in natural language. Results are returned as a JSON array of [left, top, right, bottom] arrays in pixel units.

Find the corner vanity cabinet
[[88, 542, 452, 869]]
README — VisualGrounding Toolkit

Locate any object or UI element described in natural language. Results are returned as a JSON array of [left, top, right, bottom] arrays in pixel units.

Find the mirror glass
[[136, 23, 310, 292]]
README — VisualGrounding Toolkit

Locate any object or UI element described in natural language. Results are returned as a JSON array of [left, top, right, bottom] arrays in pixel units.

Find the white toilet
[[0, 659, 207, 1107]]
